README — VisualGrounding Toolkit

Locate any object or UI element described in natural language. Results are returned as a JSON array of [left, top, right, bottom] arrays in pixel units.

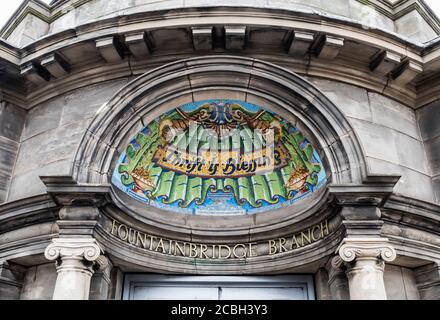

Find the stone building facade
[[0, 0, 439, 300]]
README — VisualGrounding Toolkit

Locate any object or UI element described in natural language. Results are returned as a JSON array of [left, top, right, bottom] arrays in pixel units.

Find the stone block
[[191, 27, 213, 51], [320, 0, 350, 17], [7, 159, 74, 202], [20, 263, 57, 300], [307, 78, 372, 121], [394, 133, 430, 175], [402, 267, 421, 300], [41, 53, 71, 78], [417, 101, 440, 140], [75, 0, 127, 26], [48, 11, 76, 35], [369, 51, 401, 75], [0, 137, 19, 175], [0, 137, 19, 203], [60, 79, 129, 126], [391, 60, 423, 86], [366, 157, 435, 203], [6, 14, 49, 48], [369, 92, 420, 139], [225, 26, 247, 50], [384, 264, 407, 300], [349, 119, 400, 164], [384, 265, 419, 300], [395, 10, 437, 43], [315, 35, 344, 60], [288, 31, 314, 57], [14, 120, 90, 176], [426, 137, 440, 175], [348, 0, 394, 32], [126, 32, 151, 59], [0, 103, 27, 142], [0, 262, 25, 300], [433, 176, 440, 203], [22, 99, 63, 141]]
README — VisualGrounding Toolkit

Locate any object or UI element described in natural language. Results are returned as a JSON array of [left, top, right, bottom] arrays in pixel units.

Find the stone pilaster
[[338, 238, 396, 300], [314, 268, 332, 300], [415, 263, 440, 300], [90, 256, 113, 300], [326, 255, 350, 300], [0, 261, 26, 300], [45, 238, 104, 300]]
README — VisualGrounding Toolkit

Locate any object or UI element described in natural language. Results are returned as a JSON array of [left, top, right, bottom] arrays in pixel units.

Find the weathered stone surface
[[0, 137, 19, 203], [7, 79, 130, 202], [417, 101, 440, 141], [395, 10, 437, 43], [6, 14, 49, 48], [369, 92, 420, 140], [90, 258, 113, 300], [15, 120, 90, 176], [60, 79, 129, 126], [394, 133, 430, 175], [308, 78, 372, 121], [8, 159, 73, 202], [366, 157, 435, 203], [314, 268, 331, 300], [0, 103, 27, 142], [26, 0, 434, 45], [22, 100, 63, 141], [20, 263, 57, 300], [433, 176, 440, 203], [349, 118, 400, 164], [0, 262, 25, 300], [0, 114, 21, 225], [415, 263, 440, 300], [384, 265, 420, 300]]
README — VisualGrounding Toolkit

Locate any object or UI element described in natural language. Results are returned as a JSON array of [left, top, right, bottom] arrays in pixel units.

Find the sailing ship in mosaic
[[112, 100, 327, 215]]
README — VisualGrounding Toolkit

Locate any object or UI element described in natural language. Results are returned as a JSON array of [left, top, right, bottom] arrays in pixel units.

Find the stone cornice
[[2, 7, 440, 109], [2, 0, 439, 38], [0, 194, 58, 234], [328, 175, 401, 207], [381, 194, 440, 232], [40, 176, 111, 207]]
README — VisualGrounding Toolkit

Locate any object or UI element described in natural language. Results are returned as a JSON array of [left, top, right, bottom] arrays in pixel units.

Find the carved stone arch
[[73, 55, 368, 187], [51, 55, 392, 273]]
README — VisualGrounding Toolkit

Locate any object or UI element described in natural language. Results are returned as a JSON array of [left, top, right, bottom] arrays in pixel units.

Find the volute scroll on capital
[[44, 238, 103, 262], [338, 238, 397, 263]]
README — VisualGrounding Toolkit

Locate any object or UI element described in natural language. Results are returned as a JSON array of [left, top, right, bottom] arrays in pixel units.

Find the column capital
[[45, 238, 103, 263], [337, 238, 396, 263]]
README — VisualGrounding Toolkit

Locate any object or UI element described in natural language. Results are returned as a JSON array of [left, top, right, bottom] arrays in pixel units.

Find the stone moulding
[[1, 0, 439, 40], [338, 238, 397, 263], [1, 6, 440, 110]]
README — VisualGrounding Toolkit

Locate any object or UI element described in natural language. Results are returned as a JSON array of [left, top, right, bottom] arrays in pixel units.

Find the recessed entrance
[[123, 275, 315, 300]]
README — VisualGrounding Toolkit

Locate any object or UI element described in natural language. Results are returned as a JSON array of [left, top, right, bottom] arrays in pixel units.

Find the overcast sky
[[1, 0, 440, 31]]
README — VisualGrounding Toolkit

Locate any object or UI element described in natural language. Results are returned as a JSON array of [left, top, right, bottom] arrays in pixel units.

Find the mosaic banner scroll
[[112, 100, 327, 215]]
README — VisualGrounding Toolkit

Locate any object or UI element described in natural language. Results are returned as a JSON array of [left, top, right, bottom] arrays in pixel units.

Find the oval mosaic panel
[[112, 99, 327, 215]]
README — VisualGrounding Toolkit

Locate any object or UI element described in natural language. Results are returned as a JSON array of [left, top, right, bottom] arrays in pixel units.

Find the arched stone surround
[[60, 55, 383, 273]]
